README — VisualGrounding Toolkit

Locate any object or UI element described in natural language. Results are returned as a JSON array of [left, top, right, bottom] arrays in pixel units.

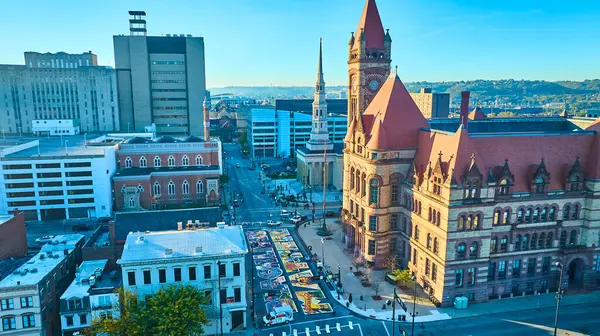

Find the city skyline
[[1, 0, 599, 87]]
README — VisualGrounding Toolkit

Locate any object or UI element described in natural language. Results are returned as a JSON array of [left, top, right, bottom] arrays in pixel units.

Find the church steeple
[[316, 38, 324, 93], [307, 38, 333, 152]]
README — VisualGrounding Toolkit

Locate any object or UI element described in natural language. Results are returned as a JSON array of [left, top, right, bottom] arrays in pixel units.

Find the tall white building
[[0, 134, 117, 221], [118, 226, 248, 334], [0, 52, 119, 134]]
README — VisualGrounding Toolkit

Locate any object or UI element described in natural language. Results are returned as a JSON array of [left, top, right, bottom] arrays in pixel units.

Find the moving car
[[72, 223, 93, 232], [236, 163, 241, 168], [290, 216, 302, 225], [263, 305, 293, 326], [266, 220, 281, 227], [35, 235, 55, 244]]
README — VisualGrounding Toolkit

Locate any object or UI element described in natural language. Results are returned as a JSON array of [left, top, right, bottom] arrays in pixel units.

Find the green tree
[[87, 285, 209, 336], [392, 269, 414, 287]]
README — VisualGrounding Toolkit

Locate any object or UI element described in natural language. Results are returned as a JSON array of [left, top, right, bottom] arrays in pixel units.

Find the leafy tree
[[86, 285, 209, 336], [393, 269, 414, 288]]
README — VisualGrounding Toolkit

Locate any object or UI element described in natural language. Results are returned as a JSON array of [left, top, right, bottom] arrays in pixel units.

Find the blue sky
[[1, 0, 599, 87]]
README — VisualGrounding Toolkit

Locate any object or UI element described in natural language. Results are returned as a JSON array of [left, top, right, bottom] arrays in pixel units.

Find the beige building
[[410, 88, 450, 119]]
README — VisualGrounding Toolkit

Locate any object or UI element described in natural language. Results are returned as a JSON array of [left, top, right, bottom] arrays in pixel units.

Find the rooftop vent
[[137, 236, 145, 243], [30, 268, 38, 273], [195, 247, 203, 254], [40, 254, 46, 260], [165, 248, 173, 256]]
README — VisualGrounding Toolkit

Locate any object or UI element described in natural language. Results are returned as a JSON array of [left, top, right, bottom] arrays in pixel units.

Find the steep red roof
[[354, 0, 385, 49], [468, 106, 487, 120], [362, 73, 429, 149], [366, 119, 391, 150], [414, 129, 596, 192]]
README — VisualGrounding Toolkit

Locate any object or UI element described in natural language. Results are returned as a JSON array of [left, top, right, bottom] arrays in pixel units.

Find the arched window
[[432, 209, 437, 224], [522, 234, 529, 250], [469, 242, 478, 258], [369, 179, 379, 205], [428, 208, 433, 221], [355, 171, 361, 194], [500, 236, 508, 252], [546, 232, 553, 248], [168, 155, 175, 167], [533, 208, 540, 222], [499, 178, 510, 195], [168, 181, 175, 195], [124, 157, 132, 168], [196, 155, 203, 166], [517, 208, 524, 223], [531, 233, 538, 250], [467, 215, 474, 230], [437, 211, 441, 226], [541, 207, 548, 222], [569, 230, 577, 246], [350, 168, 355, 190], [559, 230, 567, 247], [563, 205, 571, 220], [503, 210, 509, 224], [457, 243, 466, 259], [538, 233, 545, 249], [549, 206, 557, 221], [361, 173, 366, 196], [493, 210, 500, 225], [129, 197, 135, 208], [572, 204, 580, 219], [154, 156, 161, 167], [196, 180, 204, 194], [427, 233, 432, 249], [140, 156, 147, 168], [515, 235, 522, 251], [414, 225, 420, 240], [457, 215, 465, 231], [182, 180, 190, 195], [182, 155, 189, 167], [418, 201, 422, 215], [525, 208, 532, 222], [433, 237, 439, 254], [490, 237, 497, 254], [473, 214, 479, 230], [153, 182, 161, 196]]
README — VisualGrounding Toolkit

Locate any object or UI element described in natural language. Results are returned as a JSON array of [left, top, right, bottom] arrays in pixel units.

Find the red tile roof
[[468, 106, 487, 120], [354, 0, 385, 49], [361, 73, 429, 149], [414, 128, 596, 192]]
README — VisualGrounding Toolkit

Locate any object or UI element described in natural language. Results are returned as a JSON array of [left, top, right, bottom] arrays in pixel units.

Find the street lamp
[[411, 276, 417, 336], [554, 262, 565, 336]]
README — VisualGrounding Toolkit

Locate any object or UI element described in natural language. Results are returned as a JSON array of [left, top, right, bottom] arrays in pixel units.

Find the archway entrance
[[567, 258, 585, 288]]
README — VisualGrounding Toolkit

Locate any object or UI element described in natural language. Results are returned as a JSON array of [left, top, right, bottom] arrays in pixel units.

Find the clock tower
[[347, 0, 391, 125]]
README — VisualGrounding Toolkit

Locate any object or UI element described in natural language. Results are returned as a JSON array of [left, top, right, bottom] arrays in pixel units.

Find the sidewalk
[[296, 219, 600, 323]]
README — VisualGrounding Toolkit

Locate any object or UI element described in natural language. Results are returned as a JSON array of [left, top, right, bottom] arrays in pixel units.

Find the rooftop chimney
[[459, 91, 470, 130]]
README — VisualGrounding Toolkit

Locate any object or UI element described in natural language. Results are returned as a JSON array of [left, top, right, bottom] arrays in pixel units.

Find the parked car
[[266, 220, 281, 227], [72, 223, 93, 232], [35, 235, 55, 244], [290, 216, 302, 224]]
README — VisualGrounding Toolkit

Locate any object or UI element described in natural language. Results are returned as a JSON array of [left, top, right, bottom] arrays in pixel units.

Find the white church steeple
[[306, 38, 333, 151]]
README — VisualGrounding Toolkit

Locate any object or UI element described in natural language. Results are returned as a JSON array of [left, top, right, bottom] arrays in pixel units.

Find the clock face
[[369, 79, 379, 91]]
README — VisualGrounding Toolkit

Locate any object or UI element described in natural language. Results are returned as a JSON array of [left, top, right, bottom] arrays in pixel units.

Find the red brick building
[[0, 209, 28, 259], [112, 136, 222, 211]]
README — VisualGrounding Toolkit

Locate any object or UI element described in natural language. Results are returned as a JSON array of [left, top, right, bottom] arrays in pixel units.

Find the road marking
[[282, 315, 352, 328], [315, 326, 321, 335], [357, 324, 364, 336], [294, 329, 298, 336], [336, 323, 341, 332], [282, 333, 286, 336], [325, 325, 330, 333], [381, 321, 390, 336], [307, 327, 311, 336], [348, 321, 353, 330], [270, 334, 273, 336]]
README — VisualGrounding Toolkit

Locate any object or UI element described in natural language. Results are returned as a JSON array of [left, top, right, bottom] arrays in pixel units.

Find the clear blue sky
[[1, 0, 598, 87]]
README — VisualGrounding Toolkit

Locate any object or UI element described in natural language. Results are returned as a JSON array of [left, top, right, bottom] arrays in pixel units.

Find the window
[[573, 204, 580, 219], [168, 181, 176, 195], [233, 263, 241, 277], [414, 225, 420, 240], [433, 238, 439, 254], [425, 258, 431, 276], [517, 208, 524, 223], [493, 210, 500, 225], [159, 269, 167, 283], [538, 233, 545, 249], [153, 182, 161, 196], [525, 208, 532, 222], [80, 314, 88, 325], [143, 270, 151, 284], [569, 230, 577, 246], [515, 235, 522, 251], [498, 179, 510, 195], [549, 207, 556, 220], [127, 271, 136, 286], [490, 237, 497, 254], [498, 261, 506, 279], [541, 207, 548, 222], [350, 168, 355, 190], [368, 240, 376, 255], [527, 258, 536, 276], [369, 179, 379, 205], [220, 289, 227, 304], [457, 215, 465, 230], [204, 265, 211, 279], [563, 205, 570, 220], [457, 243, 466, 259], [427, 233, 432, 249], [174, 268, 182, 282], [542, 256, 551, 274], [66, 315, 74, 327], [140, 156, 147, 168], [391, 183, 399, 203], [129, 197, 136, 208], [196, 180, 204, 194], [500, 236, 508, 252], [369, 216, 377, 231], [390, 214, 398, 230], [541, 280, 549, 291], [1, 298, 14, 310], [182, 180, 190, 194], [523, 234, 529, 251], [455, 269, 464, 287], [196, 155, 203, 166], [546, 232, 553, 248], [234, 288, 241, 302], [3, 316, 16, 330], [182, 155, 189, 166], [390, 237, 397, 253], [559, 230, 567, 247], [513, 259, 521, 277], [124, 157, 132, 168], [533, 208, 539, 222], [204, 291, 213, 304], [531, 233, 537, 250], [22, 315, 35, 328], [469, 242, 478, 258], [154, 156, 161, 167], [467, 267, 476, 285], [412, 248, 417, 265], [219, 263, 226, 277], [20, 297, 33, 308], [168, 155, 175, 167], [189, 266, 197, 281], [488, 262, 496, 281], [503, 210, 509, 224]]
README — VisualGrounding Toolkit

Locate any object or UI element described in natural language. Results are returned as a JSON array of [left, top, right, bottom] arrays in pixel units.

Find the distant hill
[[210, 79, 600, 111]]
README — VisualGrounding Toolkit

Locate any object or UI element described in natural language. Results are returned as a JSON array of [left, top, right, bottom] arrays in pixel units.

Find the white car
[[267, 220, 281, 227], [35, 235, 55, 244], [290, 216, 302, 224]]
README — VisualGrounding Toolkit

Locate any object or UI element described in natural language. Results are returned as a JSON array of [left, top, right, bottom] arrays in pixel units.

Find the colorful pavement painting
[[264, 285, 298, 313], [295, 290, 332, 315]]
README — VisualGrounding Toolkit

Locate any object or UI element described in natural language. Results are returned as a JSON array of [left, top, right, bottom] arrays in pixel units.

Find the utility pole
[[411, 276, 417, 336], [554, 262, 565, 336]]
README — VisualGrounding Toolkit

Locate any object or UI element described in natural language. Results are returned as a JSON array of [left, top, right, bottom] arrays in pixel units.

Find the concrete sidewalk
[[296, 220, 600, 323]]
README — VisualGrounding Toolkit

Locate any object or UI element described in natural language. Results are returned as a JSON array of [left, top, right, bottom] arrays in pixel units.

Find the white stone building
[[118, 225, 248, 334]]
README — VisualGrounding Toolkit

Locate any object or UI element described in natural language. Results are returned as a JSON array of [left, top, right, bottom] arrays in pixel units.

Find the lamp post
[[250, 243, 255, 321], [554, 262, 565, 336], [337, 264, 342, 288], [386, 288, 398, 336], [321, 238, 325, 271], [411, 276, 417, 336], [217, 260, 223, 336]]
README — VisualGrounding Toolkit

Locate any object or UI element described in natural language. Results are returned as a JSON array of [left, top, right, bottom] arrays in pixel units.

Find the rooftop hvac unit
[[30, 268, 38, 273], [165, 248, 173, 256]]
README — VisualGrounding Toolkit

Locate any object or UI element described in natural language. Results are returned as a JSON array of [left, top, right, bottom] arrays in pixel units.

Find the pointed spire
[[317, 38, 324, 84], [355, 0, 385, 49]]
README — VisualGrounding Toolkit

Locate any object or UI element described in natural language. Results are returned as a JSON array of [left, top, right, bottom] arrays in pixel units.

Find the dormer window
[[534, 177, 546, 193], [464, 182, 479, 199], [531, 158, 549, 194], [566, 157, 583, 192], [498, 179, 510, 195]]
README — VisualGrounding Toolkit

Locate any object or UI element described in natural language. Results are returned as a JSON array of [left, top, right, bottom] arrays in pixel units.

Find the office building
[[59, 259, 121, 336], [113, 11, 206, 136], [0, 134, 117, 221], [342, 0, 600, 308], [118, 226, 248, 334], [0, 234, 84, 336], [0, 52, 119, 134], [410, 88, 450, 119]]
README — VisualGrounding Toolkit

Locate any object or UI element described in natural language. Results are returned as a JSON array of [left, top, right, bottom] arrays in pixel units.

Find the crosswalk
[[266, 321, 362, 336]]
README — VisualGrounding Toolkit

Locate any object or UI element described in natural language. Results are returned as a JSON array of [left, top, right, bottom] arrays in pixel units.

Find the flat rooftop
[[60, 260, 120, 299], [0, 234, 84, 288], [118, 226, 247, 264], [113, 165, 221, 178], [0, 133, 113, 159]]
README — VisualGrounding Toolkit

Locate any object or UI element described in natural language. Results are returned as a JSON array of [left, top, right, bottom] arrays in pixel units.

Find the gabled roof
[[354, 0, 385, 49], [468, 106, 487, 120], [361, 73, 429, 149]]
